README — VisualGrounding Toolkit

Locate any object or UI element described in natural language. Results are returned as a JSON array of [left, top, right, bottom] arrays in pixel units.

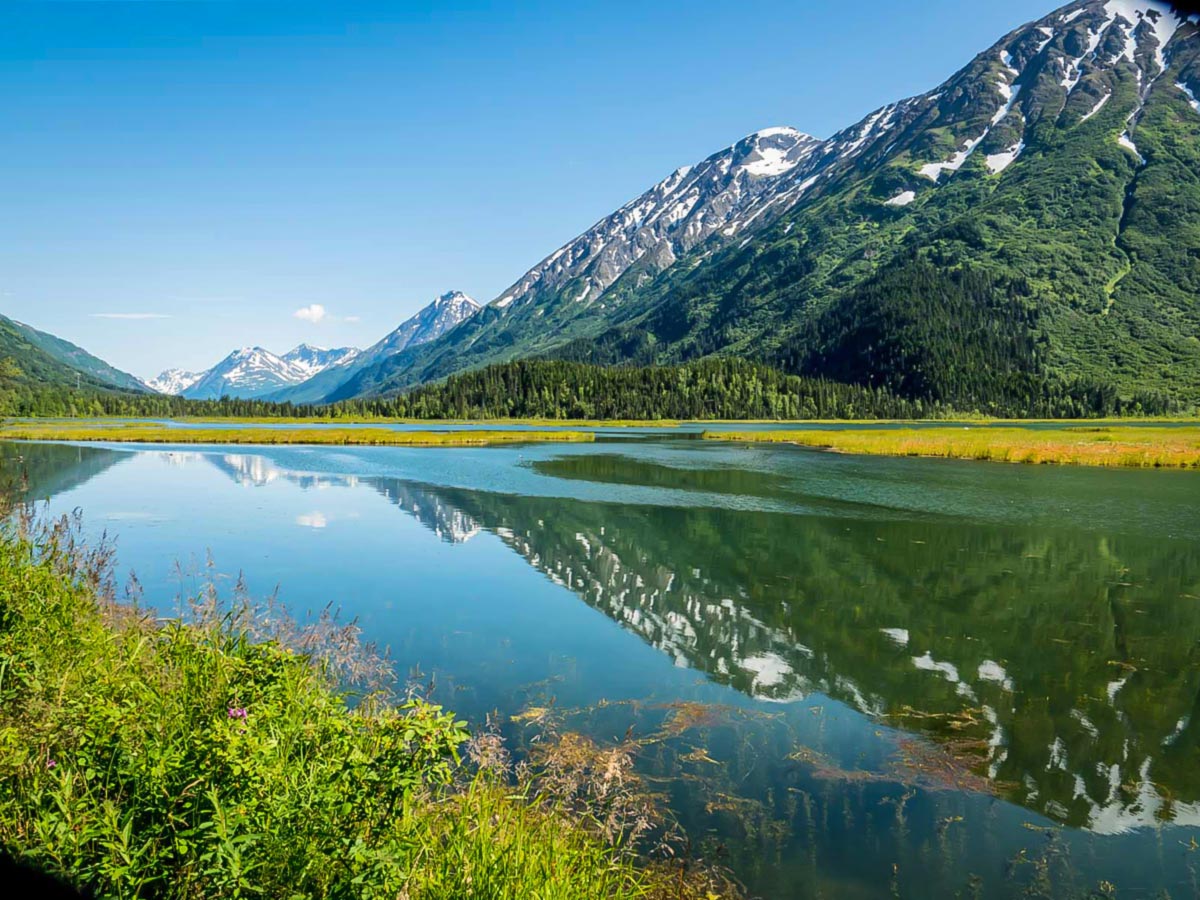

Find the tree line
[[0, 355, 1187, 422]]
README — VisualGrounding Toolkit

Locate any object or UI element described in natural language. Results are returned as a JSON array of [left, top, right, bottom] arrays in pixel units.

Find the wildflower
[[227, 707, 248, 720], [46, 759, 57, 770]]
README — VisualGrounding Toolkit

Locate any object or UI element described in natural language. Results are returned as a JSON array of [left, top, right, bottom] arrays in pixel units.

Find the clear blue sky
[[1, 0, 1055, 379]]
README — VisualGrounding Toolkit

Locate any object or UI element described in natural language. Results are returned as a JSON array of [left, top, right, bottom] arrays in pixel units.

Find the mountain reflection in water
[[6, 440, 1200, 899]]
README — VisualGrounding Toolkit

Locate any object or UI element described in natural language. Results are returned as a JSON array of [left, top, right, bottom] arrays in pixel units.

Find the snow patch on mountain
[[1178, 81, 1200, 113], [919, 59, 1026, 181], [919, 132, 990, 181], [1118, 131, 1145, 164], [1103, 0, 1183, 73], [986, 141, 1026, 174]]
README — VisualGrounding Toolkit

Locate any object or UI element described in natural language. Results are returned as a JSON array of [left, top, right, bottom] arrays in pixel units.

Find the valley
[[3, 2, 1200, 899]]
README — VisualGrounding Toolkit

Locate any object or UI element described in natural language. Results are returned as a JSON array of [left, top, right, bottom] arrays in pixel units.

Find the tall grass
[[0, 505, 736, 899], [707, 426, 1200, 468], [0, 422, 596, 447]]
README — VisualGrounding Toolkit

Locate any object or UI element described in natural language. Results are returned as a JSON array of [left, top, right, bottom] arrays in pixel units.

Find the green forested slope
[[0, 314, 150, 415], [7, 316, 148, 393]]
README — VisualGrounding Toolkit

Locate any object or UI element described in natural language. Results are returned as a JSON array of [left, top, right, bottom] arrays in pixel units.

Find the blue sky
[[1, 0, 1055, 379]]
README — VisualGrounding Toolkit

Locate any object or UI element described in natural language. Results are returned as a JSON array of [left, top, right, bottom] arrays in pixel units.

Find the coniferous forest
[[1, 356, 1185, 422]]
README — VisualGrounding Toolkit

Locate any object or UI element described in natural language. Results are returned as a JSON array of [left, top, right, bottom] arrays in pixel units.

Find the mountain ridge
[[267, 291, 480, 403]]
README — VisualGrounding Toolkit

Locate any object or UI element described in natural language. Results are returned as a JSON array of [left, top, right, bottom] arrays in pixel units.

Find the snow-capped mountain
[[280, 344, 360, 379], [150, 343, 361, 399], [267, 291, 482, 403], [489, 129, 825, 315], [180, 348, 309, 400], [146, 368, 203, 396], [488, 0, 1199, 319], [369, 291, 481, 358], [152, 294, 479, 403]]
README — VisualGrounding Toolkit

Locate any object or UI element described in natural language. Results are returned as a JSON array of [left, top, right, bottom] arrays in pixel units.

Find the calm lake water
[[4, 434, 1200, 899]]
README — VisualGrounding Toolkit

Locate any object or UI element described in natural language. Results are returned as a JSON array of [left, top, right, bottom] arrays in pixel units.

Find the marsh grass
[[166, 416, 680, 428], [0, 502, 737, 899], [0, 421, 596, 447], [707, 426, 1200, 468]]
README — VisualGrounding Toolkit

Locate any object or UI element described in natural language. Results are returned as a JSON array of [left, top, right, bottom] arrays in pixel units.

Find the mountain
[[4, 316, 148, 393], [269, 291, 480, 403], [0, 313, 148, 399], [179, 347, 311, 400], [280, 344, 360, 380], [145, 369, 203, 396], [151, 344, 361, 399], [367, 291, 481, 359], [330, 0, 1200, 413]]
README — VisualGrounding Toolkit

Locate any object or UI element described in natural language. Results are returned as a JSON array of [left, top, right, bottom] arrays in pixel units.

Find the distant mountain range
[[144, 292, 479, 400], [4, 0, 1199, 412], [268, 291, 480, 404]]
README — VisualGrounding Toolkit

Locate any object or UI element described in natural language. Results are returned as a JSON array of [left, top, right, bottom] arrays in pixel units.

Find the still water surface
[[5, 435, 1200, 899]]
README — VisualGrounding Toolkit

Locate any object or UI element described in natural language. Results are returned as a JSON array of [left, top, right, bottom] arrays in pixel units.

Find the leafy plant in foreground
[[0, 505, 738, 898]]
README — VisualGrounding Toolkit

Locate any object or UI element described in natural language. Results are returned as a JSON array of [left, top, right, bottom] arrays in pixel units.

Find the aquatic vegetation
[[0, 421, 596, 446], [706, 425, 1200, 468]]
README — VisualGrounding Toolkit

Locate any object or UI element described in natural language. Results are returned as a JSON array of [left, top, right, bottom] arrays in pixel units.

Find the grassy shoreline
[[0, 422, 596, 446], [0, 509, 735, 899], [707, 425, 1200, 468]]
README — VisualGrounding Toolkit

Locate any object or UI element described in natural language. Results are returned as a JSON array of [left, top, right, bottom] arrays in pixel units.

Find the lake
[[4, 433, 1199, 899]]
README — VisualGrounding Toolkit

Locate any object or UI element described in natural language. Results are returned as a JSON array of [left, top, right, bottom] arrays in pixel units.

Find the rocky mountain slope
[[332, 0, 1200, 411]]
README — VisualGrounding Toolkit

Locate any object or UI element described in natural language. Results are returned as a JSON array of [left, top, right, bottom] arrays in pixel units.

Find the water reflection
[[382, 478, 1200, 837], [99, 442, 1200, 837], [7, 441, 1200, 898]]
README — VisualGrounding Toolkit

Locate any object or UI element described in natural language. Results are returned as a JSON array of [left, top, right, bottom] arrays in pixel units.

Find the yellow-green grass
[[0, 421, 595, 447], [705, 426, 1200, 468], [115, 416, 679, 428]]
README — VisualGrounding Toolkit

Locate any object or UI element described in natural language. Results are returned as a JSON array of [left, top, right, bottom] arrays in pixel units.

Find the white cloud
[[293, 304, 327, 324], [90, 313, 171, 320], [344, 315, 362, 324], [296, 512, 328, 529]]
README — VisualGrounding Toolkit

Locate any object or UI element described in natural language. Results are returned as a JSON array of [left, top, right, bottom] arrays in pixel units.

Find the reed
[[706, 426, 1200, 468]]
